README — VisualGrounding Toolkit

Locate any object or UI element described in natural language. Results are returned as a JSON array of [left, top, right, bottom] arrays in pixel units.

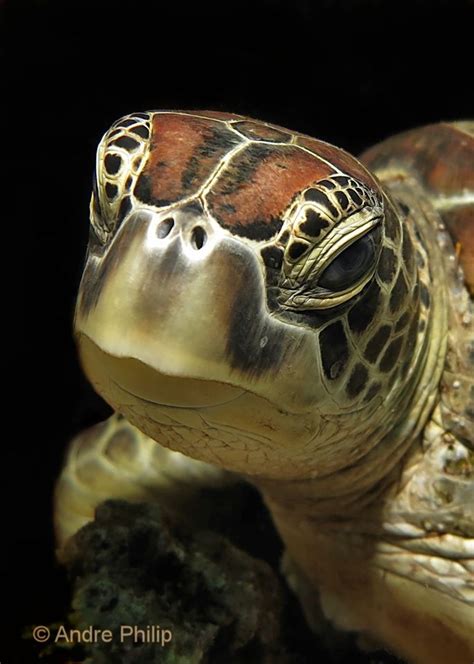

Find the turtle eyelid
[[317, 228, 379, 292]]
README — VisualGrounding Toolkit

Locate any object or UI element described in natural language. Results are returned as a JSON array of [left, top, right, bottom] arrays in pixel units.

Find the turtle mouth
[[78, 334, 247, 410], [110, 378, 246, 410]]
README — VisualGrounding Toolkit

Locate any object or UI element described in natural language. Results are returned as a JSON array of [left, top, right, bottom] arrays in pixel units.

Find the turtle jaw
[[77, 334, 246, 410], [76, 332, 334, 481], [74, 207, 320, 414]]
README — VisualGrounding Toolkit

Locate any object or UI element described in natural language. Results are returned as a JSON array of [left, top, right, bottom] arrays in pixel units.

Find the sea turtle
[[54, 111, 474, 664]]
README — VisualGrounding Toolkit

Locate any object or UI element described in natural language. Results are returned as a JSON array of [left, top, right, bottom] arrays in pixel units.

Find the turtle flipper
[[54, 413, 234, 558]]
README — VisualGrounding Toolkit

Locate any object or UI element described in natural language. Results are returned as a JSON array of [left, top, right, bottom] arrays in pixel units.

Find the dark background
[[5, 0, 473, 661]]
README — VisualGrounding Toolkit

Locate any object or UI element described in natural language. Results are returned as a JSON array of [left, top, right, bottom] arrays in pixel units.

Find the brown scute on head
[[207, 143, 335, 240], [134, 113, 243, 207], [297, 135, 378, 189], [188, 110, 247, 121], [233, 120, 292, 143], [229, 217, 283, 241]]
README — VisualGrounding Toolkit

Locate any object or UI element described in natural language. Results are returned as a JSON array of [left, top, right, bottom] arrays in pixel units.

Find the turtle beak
[[77, 335, 245, 408], [75, 206, 317, 412]]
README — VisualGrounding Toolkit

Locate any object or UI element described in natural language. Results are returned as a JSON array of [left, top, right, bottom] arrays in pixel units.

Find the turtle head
[[75, 111, 425, 480]]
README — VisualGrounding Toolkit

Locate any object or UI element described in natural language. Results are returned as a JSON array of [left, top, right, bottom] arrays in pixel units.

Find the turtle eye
[[318, 228, 379, 291]]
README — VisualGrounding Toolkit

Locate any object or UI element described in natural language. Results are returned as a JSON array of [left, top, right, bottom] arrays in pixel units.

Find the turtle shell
[[361, 121, 474, 294]]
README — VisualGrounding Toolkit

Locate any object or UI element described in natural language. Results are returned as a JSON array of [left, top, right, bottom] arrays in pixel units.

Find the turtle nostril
[[191, 226, 207, 250], [156, 217, 174, 239]]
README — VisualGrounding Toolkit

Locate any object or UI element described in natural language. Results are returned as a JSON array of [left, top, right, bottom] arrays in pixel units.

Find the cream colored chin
[[78, 334, 245, 408]]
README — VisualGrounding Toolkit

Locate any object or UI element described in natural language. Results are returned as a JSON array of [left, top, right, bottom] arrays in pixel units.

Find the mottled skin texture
[[56, 113, 474, 664]]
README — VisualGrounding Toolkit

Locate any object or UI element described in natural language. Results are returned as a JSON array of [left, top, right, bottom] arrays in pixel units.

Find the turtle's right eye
[[318, 228, 379, 291]]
